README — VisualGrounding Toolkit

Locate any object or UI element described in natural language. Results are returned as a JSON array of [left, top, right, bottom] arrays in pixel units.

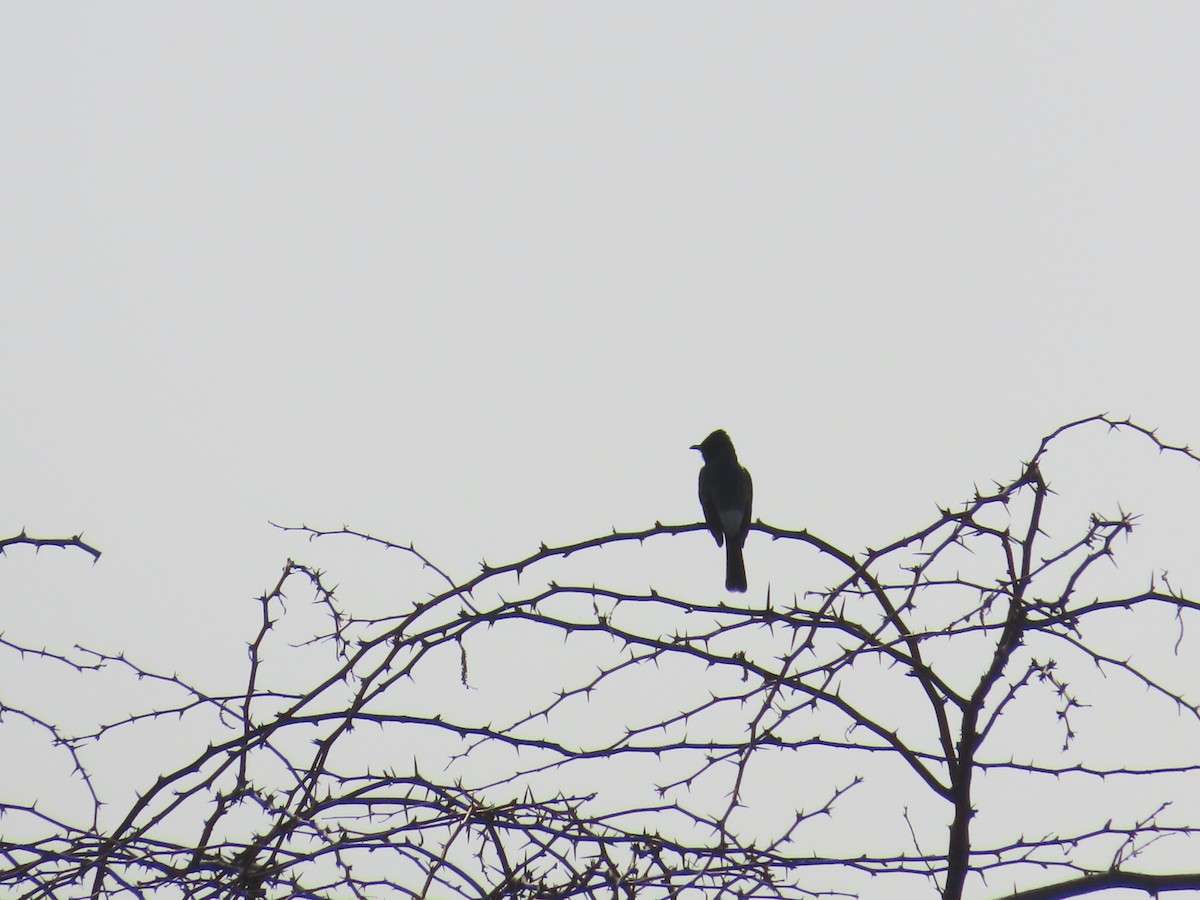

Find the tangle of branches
[[2, 415, 1199, 900]]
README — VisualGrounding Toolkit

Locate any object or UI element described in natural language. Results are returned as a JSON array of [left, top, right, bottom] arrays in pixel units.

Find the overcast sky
[[3, 6, 1200, 895]]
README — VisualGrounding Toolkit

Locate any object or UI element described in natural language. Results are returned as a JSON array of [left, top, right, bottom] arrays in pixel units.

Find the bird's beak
[[689, 444, 701, 451]]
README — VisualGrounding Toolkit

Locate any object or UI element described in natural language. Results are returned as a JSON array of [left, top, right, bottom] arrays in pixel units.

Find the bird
[[691, 429, 753, 592]]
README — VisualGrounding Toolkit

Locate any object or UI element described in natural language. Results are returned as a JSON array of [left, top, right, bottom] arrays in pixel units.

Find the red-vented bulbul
[[691, 429, 753, 592]]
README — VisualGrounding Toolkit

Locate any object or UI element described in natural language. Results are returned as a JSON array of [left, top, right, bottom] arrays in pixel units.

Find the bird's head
[[690, 429, 737, 462]]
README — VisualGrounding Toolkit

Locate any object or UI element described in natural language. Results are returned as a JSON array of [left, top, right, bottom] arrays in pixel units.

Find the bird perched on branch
[[691, 429, 753, 592]]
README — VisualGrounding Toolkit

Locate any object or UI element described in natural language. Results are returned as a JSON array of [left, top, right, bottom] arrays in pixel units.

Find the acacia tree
[[3, 415, 1199, 899]]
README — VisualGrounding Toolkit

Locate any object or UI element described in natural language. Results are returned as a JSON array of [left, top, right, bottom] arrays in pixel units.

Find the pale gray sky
[[3, 6, 1199, 897]]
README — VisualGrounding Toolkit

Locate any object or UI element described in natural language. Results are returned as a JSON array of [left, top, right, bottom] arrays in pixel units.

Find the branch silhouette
[[3, 415, 1200, 899]]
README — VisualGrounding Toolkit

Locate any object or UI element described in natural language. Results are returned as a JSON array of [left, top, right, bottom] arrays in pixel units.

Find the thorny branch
[[2, 415, 1200, 899]]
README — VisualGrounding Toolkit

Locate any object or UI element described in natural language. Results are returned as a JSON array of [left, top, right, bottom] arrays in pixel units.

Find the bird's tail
[[725, 542, 747, 593]]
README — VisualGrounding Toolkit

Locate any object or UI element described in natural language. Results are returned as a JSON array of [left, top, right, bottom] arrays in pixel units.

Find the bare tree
[[3, 415, 1199, 899]]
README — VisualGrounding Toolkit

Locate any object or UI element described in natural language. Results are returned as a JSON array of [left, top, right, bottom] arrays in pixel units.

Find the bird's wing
[[735, 467, 753, 547]]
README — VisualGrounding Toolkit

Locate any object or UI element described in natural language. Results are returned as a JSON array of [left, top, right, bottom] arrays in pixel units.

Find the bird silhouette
[[691, 429, 753, 592]]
